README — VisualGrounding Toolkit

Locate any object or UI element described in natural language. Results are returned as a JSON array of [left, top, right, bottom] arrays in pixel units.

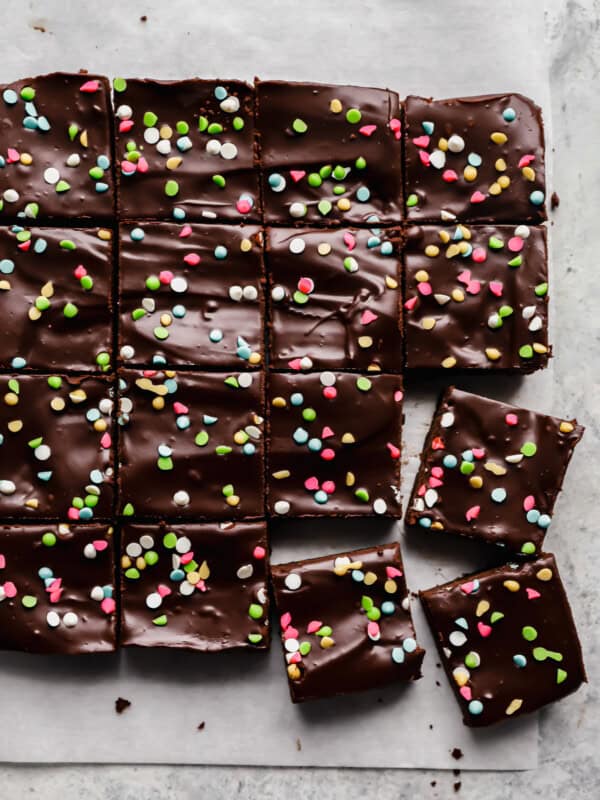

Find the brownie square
[[0, 226, 113, 371], [118, 222, 264, 368], [0, 522, 117, 653], [0, 374, 114, 520], [271, 542, 424, 702], [267, 371, 403, 517], [405, 387, 584, 554], [120, 520, 269, 650], [113, 78, 259, 222], [257, 81, 402, 226], [267, 226, 403, 371], [420, 553, 586, 726], [0, 73, 114, 223], [405, 94, 546, 223], [118, 369, 264, 519], [404, 223, 549, 371]]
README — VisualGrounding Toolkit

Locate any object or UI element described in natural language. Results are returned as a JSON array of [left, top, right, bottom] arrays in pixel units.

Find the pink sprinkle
[[418, 150, 430, 167], [489, 281, 503, 297], [184, 253, 201, 266], [460, 686, 472, 701], [404, 296, 418, 311], [321, 448, 335, 461], [253, 546, 266, 560], [304, 476, 319, 492], [49, 589, 63, 604], [157, 584, 172, 598], [389, 118, 402, 139], [472, 448, 485, 460], [417, 281, 432, 296], [7, 148, 20, 163], [457, 269, 471, 286], [80, 79, 100, 93], [288, 358, 303, 371], [307, 620, 322, 634], [477, 621, 492, 638], [429, 477, 443, 489], [297, 277, 314, 295], [412, 135, 430, 148], [442, 169, 458, 183], [472, 247, 487, 263], [100, 432, 111, 449], [119, 120, 134, 133], [321, 426, 334, 439], [173, 402, 188, 415], [179, 225, 193, 238], [431, 466, 444, 479], [431, 436, 445, 451], [465, 505, 480, 522], [283, 625, 299, 640], [159, 270, 173, 285], [143, 370, 158, 377], [67, 507, 79, 520], [3, 581, 17, 598], [280, 612, 292, 630], [323, 386, 337, 400], [518, 154, 535, 168], [0, 555, 5, 570], [470, 191, 486, 204], [466, 280, 481, 295], [74, 265, 87, 279], [93, 540, 108, 552], [360, 309, 378, 325], [359, 124, 377, 137], [505, 413, 519, 426], [322, 480, 336, 494], [121, 160, 136, 174], [236, 198, 252, 214], [460, 581, 476, 595], [387, 442, 400, 459], [101, 597, 116, 615], [417, 485, 426, 497], [180, 551, 194, 565], [196, 580, 207, 593], [290, 170, 305, 183], [386, 566, 403, 579], [508, 236, 524, 253], [394, 390, 404, 403], [289, 652, 302, 664], [18, 240, 31, 252], [526, 588, 541, 600], [523, 495, 536, 512], [343, 231, 356, 251], [136, 157, 149, 174], [367, 621, 380, 640]]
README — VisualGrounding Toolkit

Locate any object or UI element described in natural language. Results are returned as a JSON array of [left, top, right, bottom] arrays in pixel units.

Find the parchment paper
[[0, 0, 556, 769]]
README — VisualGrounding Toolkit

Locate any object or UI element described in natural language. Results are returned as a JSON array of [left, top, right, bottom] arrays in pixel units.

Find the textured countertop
[[1, 0, 598, 796]]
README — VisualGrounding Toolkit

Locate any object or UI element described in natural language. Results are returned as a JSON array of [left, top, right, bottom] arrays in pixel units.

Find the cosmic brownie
[[113, 78, 259, 222], [117, 370, 264, 519], [257, 81, 402, 226], [405, 387, 584, 554], [267, 371, 403, 517], [404, 94, 546, 223], [267, 226, 402, 371], [272, 542, 424, 703], [0, 226, 113, 371], [420, 553, 586, 726], [0, 375, 114, 520], [0, 522, 116, 653], [0, 73, 114, 222], [404, 223, 549, 371], [119, 222, 264, 368], [120, 520, 269, 650]]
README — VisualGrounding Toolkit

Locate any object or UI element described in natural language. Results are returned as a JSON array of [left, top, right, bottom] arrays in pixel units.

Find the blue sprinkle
[[314, 490, 328, 504], [33, 238, 47, 254], [468, 700, 484, 715], [526, 509, 540, 524], [380, 241, 393, 256], [419, 517, 432, 529], [242, 443, 256, 456], [308, 438, 322, 452], [170, 569, 185, 582], [290, 392, 304, 407], [79, 507, 94, 520], [381, 601, 395, 615], [351, 569, 365, 582], [176, 415, 190, 430], [462, 243, 473, 257], [130, 228, 145, 243], [38, 567, 53, 580], [467, 152, 482, 167], [422, 120, 434, 135], [177, 136, 192, 152], [86, 408, 101, 422], [11, 357, 26, 369], [172, 207, 186, 220], [97, 154, 110, 170], [293, 427, 309, 445], [214, 245, 228, 260], [103, 585, 113, 598], [530, 190, 545, 206], [366, 236, 381, 249], [203, 414, 218, 425], [356, 186, 370, 202], [164, 378, 178, 394], [3, 89, 17, 105], [491, 488, 507, 503], [503, 107, 516, 122], [237, 345, 251, 360], [95, 182, 109, 193], [36, 471, 52, 482], [403, 637, 417, 653], [22, 116, 38, 130], [172, 305, 186, 318], [90, 469, 103, 484], [462, 449, 474, 462], [0, 157, 5, 167], [391, 647, 405, 664], [24, 101, 37, 117], [537, 514, 552, 529], [151, 354, 167, 366], [455, 617, 468, 630], [0, 258, 14, 274], [513, 654, 527, 668], [214, 85, 227, 101], [443, 454, 458, 468], [37, 116, 50, 132], [0, 434, 3, 445], [268, 173, 284, 188], [452, 227, 464, 241], [209, 329, 223, 343]]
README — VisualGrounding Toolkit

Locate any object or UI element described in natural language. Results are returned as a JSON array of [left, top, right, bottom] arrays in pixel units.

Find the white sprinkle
[[120, 345, 135, 360], [257, 587, 268, 604], [402, 596, 410, 612], [505, 454, 524, 464], [238, 373, 253, 388], [220, 142, 238, 160], [515, 225, 530, 239], [245, 425, 261, 439], [173, 490, 190, 507], [440, 209, 456, 222], [119, 397, 133, 415], [170, 277, 188, 293], [434, 294, 451, 305], [271, 285, 285, 302], [229, 285, 243, 302], [146, 592, 162, 610], [116, 104, 132, 120], [34, 444, 51, 461], [440, 411, 455, 428], [334, 556, 351, 570], [285, 572, 302, 591], [274, 500, 290, 515], [424, 489, 438, 508], [289, 237, 306, 254], [90, 586, 104, 602], [179, 581, 195, 596], [522, 305, 536, 320], [242, 285, 258, 301], [206, 139, 222, 156], [373, 498, 387, 515], [237, 564, 253, 580], [99, 398, 113, 415], [429, 149, 446, 169], [63, 612, 79, 628], [43, 167, 60, 185], [46, 611, 61, 628], [126, 542, 142, 558], [449, 630, 467, 647], [529, 316, 543, 332], [142, 297, 156, 313], [176, 536, 192, 554], [140, 535, 154, 550], [284, 638, 299, 653], [0, 480, 16, 495], [66, 153, 80, 167], [144, 127, 160, 145], [299, 356, 313, 370], [319, 371, 336, 387], [447, 134, 465, 153], [156, 140, 171, 156], [289, 202, 307, 218], [83, 543, 97, 560], [220, 96, 240, 113]]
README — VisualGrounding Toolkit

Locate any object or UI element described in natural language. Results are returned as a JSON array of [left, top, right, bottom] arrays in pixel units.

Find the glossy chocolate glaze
[[0, 374, 115, 519], [0, 73, 114, 222], [267, 371, 403, 517], [404, 224, 549, 371], [119, 222, 264, 368], [257, 81, 402, 226], [114, 79, 260, 222], [117, 369, 264, 519], [272, 542, 424, 702], [120, 520, 269, 650], [406, 387, 584, 553], [0, 523, 116, 653], [0, 226, 113, 371], [405, 94, 546, 223], [267, 226, 403, 371], [421, 553, 586, 726]]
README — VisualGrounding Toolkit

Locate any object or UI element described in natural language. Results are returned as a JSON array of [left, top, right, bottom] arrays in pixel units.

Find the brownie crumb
[[33, 25, 46, 33], [140, 15, 147, 22], [551, 191, 560, 209], [197, 721, 205, 731], [115, 697, 131, 714], [451, 747, 463, 760], [454, 782, 462, 793], [430, 780, 437, 787], [453, 769, 461, 777], [296, 738, 302, 751]]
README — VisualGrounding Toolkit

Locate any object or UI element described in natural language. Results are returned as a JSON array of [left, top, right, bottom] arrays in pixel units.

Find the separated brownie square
[[420, 553, 586, 726], [120, 520, 269, 650], [113, 78, 259, 222], [405, 387, 584, 554], [118, 222, 264, 369], [0, 374, 114, 520], [272, 542, 424, 702], [257, 81, 402, 226], [0, 226, 113, 371], [117, 369, 264, 519], [0, 73, 114, 222], [267, 371, 403, 517], [0, 522, 117, 653], [404, 223, 549, 371], [405, 94, 546, 223], [267, 226, 403, 371]]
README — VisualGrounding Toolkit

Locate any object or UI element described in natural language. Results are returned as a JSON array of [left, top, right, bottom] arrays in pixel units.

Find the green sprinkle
[[157, 456, 173, 471], [212, 174, 226, 188], [207, 122, 223, 135], [143, 111, 158, 127], [367, 607, 381, 621], [47, 376, 62, 389], [22, 595, 38, 609], [215, 445, 232, 456], [490, 612, 504, 624], [361, 595, 373, 611], [465, 652, 480, 669], [519, 345, 534, 359], [302, 407, 317, 422], [153, 326, 169, 341], [521, 541, 536, 555], [163, 532, 177, 549], [24, 202, 39, 218], [21, 86, 35, 101], [176, 120, 189, 134], [307, 173, 322, 187], [59, 239, 76, 251], [28, 436, 43, 448], [84, 495, 98, 508], [535, 282, 548, 297], [96, 352, 110, 368], [122, 502, 135, 516], [222, 483, 235, 497], [146, 275, 160, 291], [165, 180, 179, 197], [346, 108, 362, 124], [80, 275, 94, 290], [460, 461, 475, 475], [498, 305, 514, 318], [248, 603, 263, 620], [293, 290, 309, 305], [8, 379, 19, 394], [132, 308, 146, 321], [316, 626, 332, 637], [55, 180, 71, 193], [317, 200, 332, 216], [522, 625, 538, 642], [195, 431, 209, 447], [299, 641, 311, 656], [63, 302, 78, 318], [152, 615, 168, 626], [42, 532, 56, 547], [144, 551, 159, 567], [248, 633, 263, 644], [355, 488, 370, 502], [355, 156, 367, 169], [125, 568, 141, 580], [356, 377, 372, 392], [520, 441, 537, 457], [113, 77, 127, 93], [68, 123, 79, 141], [35, 296, 50, 311], [198, 116, 208, 132], [232, 116, 245, 131], [292, 118, 308, 134], [332, 165, 346, 181], [89, 166, 104, 180], [319, 165, 333, 179], [332, 184, 346, 196], [406, 194, 418, 207], [556, 668, 567, 684], [224, 376, 239, 389], [508, 255, 522, 267], [488, 236, 504, 250]]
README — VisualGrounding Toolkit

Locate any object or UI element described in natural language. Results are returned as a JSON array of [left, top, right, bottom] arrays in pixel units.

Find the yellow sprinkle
[[164, 370, 176, 378], [41, 281, 54, 298], [488, 182, 502, 196], [160, 314, 172, 327], [135, 556, 146, 571], [25, 499, 39, 509], [484, 461, 507, 476], [495, 158, 507, 172], [476, 600, 490, 617], [287, 664, 301, 681], [559, 421, 574, 433], [446, 243, 461, 259], [121, 556, 132, 569], [159, 124, 173, 139], [533, 343, 548, 354], [272, 470, 290, 480], [198, 561, 210, 580], [50, 397, 65, 412], [226, 495, 240, 507], [320, 636, 335, 649], [463, 165, 478, 182], [248, 352, 262, 365], [366, 363, 381, 372], [28, 305, 42, 321], [337, 198, 351, 212], [79, 130, 88, 148], [69, 389, 87, 404], [505, 698, 523, 716], [536, 568, 553, 582], [458, 224, 472, 240], [363, 571, 377, 586], [422, 317, 436, 330], [425, 245, 440, 257], [240, 238, 252, 252], [453, 667, 470, 687], [186, 571, 200, 585], [93, 419, 107, 433], [504, 580, 521, 592], [234, 431, 247, 445], [415, 269, 429, 282], [439, 230, 450, 244], [0, 280, 11, 291], [8, 419, 23, 433], [358, 336, 373, 349], [272, 396, 286, 408], [345, 471, 355, 487], [98, 228, 112, 241], [451, 289, 465, 303], [20, 152, 33, 165], [4, 392, 19, 406], [485, 347, 502, 361], [330, 98, 343, 114], [385, 275, 398, 289], [166, 157, 182, 170], [441, 356, 457, 369], [431, 521, 444, 530], [136, 377, 168, 396], [469, 476, 483, 489], [341, 432, 355, 444], [522, 166, 536, 181], [317, 242, 332, 256], [438, 137, 448, 151], [384, 579, 397, 594], [498, 175, 511, 189], [490, 131, 508, 144], [152, 396, 165, 411]]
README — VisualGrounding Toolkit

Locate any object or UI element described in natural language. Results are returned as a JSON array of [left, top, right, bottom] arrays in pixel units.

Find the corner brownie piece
[[0, 523, 116, 653], [272, 542, 424, 702], [257, 81, 402, 226], [120, 520, 269, 650], [118, 222, 264, 368], [0, 375, 114, 519], [0, 226, 113, 371], [420, 553, 586, 726], [406, 387, 584, 554], [405, 94, 546, 223], [118, 369, 264, 519], [267, 226, 403, 371], [0, 73, 114, 222], [404, 223, 549, 371], [267, 371, 403, 517], [113, 78, 259, 222]]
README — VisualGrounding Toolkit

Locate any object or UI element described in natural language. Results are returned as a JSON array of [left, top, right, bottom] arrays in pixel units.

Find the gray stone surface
[[1, 0, 598, 796]]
